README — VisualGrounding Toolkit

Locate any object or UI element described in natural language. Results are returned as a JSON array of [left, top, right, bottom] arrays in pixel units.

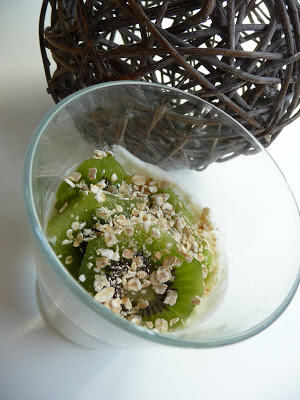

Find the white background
[[1, 2, 300, 399]]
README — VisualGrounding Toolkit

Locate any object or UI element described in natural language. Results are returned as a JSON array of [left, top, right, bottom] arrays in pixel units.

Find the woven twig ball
[[40, 0, 300, 157]]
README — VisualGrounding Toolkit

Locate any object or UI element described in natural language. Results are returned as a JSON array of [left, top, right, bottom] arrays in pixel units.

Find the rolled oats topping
[[191, 295, 201, 305], [94, 287, 115, 302], [170, 318, 179, 327], [155, 318, 168, 333], [131, 174, 146, 186], [47, 148, 219, 335], [164, 290, 178, 306]]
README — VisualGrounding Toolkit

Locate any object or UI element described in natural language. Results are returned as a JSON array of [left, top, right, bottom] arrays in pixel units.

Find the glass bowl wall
[[23, 81, 300, 349]]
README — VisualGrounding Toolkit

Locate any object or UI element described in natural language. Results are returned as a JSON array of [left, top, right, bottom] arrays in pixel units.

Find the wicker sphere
[[40, 0, 300, 158]]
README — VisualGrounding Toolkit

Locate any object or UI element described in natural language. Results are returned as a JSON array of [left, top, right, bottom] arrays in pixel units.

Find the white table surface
[[1, 2, 300, 399]]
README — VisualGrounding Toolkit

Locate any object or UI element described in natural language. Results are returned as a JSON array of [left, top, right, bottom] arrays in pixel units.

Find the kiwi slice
[[79, 223, 205, 331], [47, 191, 139, 277], [55, 154, 131, 211], [158, 187, 195, 226], [151, 187, 212, 286]]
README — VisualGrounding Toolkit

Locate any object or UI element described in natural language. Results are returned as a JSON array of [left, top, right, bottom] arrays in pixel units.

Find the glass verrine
[[23, 81, 300, 349]]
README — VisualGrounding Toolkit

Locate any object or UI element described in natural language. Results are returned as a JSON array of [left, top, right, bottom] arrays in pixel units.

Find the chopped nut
[[153, 251, 161, 260], [145, 237, 153, 244], [79, 274, 86, 282], [94, 287, 115, 302], [202, 265, 208, 279]]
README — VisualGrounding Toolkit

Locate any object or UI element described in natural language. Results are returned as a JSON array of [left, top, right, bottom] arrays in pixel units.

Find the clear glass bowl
[[23, 81, 300, 349]]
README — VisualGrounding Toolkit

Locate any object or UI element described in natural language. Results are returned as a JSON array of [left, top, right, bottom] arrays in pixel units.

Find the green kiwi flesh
[[47, 192, 139, 277], [47, 152, 216, 333], [79, 224, 204, 330], [55, 155, 130, 210]]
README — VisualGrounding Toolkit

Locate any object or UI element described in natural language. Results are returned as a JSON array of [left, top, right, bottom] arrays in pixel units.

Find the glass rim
[[23, 80, 300, 348]]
